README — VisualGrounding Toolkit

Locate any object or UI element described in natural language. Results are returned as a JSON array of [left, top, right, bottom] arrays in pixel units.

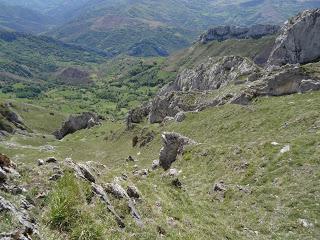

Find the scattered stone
[[0, 153, 14, 169], [163, 116, 175, 123], [53, 112, 101, 139], [2, 166, 20, 177], [103, 181, 143, 226], [212, 181, 228, 199], [105, 182, 127, 199], [236, 185, 252, 194], [280, 145, 290, 154], [75, 164, 96, 183], [39, 145, 55, 152], [175, 112, 186, 122], [271, 142, 279, 146], [199, 150, 209, 157], [151, 159, 160, 170], [167, 217, 178, 228], [0, 196, 37, 237], [126, 104, 150, 129], [133, 169, 149, 177], [168, 168, 180, 177], [126, 156, 136, 162], [298, 218, 314, 228], [159, 132, 197, 170], [35, 192, 47, 199], [92, 183, 125, 228], [0, 168, 7, 182], [157, 226, 166, 236], [37, 159, 44, 166], [127, 199, 143, 226], [10, 186, 24, 195], [213, 181, 227, 193], [127, 186, 140, 199], [45, 157, 57, 164], [121, 173, 128, 181], [239, 162, 249, 170], [171, 178, 182, 188], [49, 174, 62, 181], [132, 135, 139, 147], [299, 79, 320, 93], [138, 131, 155, 147], [21, 199, 32, 210]]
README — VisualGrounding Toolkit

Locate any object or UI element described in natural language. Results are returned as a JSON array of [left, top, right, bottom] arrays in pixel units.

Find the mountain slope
[[0, 4, 53, 33], [0, 8, 320, 240], [0, 90, 319, 239], [0, 0, 90, 31], [0, 30, 109, 85], [49, 0, 320, 56]]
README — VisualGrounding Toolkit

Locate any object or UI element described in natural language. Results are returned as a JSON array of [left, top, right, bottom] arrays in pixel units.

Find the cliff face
[[162, 56, 260, 93], [268, 9, 320, 65], [199, 24, 280, 43]]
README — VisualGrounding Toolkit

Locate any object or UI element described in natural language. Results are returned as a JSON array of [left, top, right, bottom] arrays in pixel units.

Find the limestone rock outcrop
[[159, 132, 196, 170], [0, 102, 27, 134], [199, 25, 280, 44], [0, 196, 37, 239], [163, 56, 260, 93], [53, 112, 100, 139], [268, 9, 320, 65], [126, 104, 150, 129]]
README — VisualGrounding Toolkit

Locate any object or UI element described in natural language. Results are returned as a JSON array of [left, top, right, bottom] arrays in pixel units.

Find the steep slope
[[0, 91, 319, 239]]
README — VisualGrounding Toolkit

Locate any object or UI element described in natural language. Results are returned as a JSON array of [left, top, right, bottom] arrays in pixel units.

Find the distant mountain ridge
[[0, 4, 53, 33], [48, 0, 320, 56], [0, 0, 320, 56]]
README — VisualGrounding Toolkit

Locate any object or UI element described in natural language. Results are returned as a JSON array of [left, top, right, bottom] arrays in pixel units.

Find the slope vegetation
[[0, 91, 319, 239]]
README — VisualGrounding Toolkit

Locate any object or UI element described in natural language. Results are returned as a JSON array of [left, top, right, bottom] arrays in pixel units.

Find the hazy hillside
[[0, 0, 319, 55], [49, 0, 320, 56], [0, 4, 53, 33], [0, 0, 89, 31]]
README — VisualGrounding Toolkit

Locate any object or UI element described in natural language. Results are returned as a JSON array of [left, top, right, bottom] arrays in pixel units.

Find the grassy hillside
[[0, 91, 319, 239], [164, 36, 276, 72]]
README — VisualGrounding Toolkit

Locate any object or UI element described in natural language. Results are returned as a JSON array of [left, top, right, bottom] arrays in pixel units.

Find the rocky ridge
[[199, 25, 280, 44], [127, 9, 320, 126]]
